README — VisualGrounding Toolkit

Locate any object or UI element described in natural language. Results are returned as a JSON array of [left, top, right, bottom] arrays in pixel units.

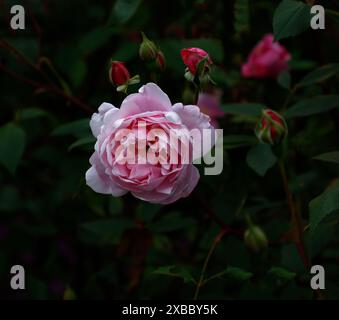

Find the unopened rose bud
[[244, 225, 268, 252], [255, 109, 288, 145], [139, 32, 158, 62], [155, 51, 166, 71], [109, 61, 130, 86], [181, 47, 212, 79]]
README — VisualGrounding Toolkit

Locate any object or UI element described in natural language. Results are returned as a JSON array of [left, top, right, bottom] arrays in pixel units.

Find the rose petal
[[86, 154, 127, 196], [118, 83, 171, 118], [90, 102, 119, 137]]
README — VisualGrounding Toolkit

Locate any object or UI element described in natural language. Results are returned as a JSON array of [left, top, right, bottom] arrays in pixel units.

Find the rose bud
[[181, 47, 212, 78], [109, 61, 140, 93], [139, 32, 158, 62], [244, 225, 268, 253], [155, 51, 166, 71], [255, 109, 288, 145], [241, 34, 291, 78], [109, 61, 130, 86]]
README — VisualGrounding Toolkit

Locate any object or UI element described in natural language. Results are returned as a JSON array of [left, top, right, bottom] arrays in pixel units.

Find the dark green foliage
[[0, 0, 339, 300]]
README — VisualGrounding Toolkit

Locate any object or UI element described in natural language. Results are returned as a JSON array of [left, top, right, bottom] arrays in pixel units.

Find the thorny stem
[[278, 160, 310, 268], [194, 228, 228, 300]]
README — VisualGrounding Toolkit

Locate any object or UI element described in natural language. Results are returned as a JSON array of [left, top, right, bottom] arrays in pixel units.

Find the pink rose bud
[[155, 51, 166, 71], [180, 47, 212, 76], [139, 32, 158, 62], [244, 225, 268, 253], [241, 34, 291, 78], [255, 109, 288, 145], [109, 61, 130, 86]]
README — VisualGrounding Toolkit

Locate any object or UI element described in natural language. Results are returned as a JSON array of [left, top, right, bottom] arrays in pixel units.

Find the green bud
[[139, 32, 158, 62], [244, 225, 268, 252]]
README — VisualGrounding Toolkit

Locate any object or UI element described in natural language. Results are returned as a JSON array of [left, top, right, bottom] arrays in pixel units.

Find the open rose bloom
[[86, 83, 215, 204], [241, 34, 291, 78]]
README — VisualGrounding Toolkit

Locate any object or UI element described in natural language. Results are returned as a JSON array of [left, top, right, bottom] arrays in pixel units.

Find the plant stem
[[0, 63, 92, 114], [0, 39, 93, 114], [278, 160, 310, 268], [194, 228, 228, 300], [193, 84, 200, 105]]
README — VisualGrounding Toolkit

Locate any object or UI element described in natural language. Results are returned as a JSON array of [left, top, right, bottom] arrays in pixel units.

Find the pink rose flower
[[85, 83, 215, 204], [241, 34, 291, 78], [197, 90, 225, 128]]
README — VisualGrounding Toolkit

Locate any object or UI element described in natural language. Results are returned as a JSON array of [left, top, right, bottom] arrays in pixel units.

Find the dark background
[[0, 0, 339, 299]]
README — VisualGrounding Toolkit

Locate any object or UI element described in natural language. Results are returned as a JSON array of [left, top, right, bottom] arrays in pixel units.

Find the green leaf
[[79, 27, 117, 54], [0, 123, 26, 174], [80, 218, 134, 245], [52, 119, 90, 137], [68, 136, 95, 151], [288, 59, 317, 71], [246, 144, 277, 176], [307, 224, 335, 258], [136, 203, 162, 222], [309, 186, 339, 232], [313, 151, 339, 164], [221, 103, 264, 116], [225, 267, 253, 281], [150, 266, 196, 284], [17, 108, 50, 121], [273, 0, 311, 41], [277, 71, 291, 89], [269, 266, 296, 280], [234, 0, 250, 35], [296, 64, 339, 88], [207, 267, 252, 283], [108, 0, 142, 25], [149, 212, 195, 233], [284, 95, 339, 118]]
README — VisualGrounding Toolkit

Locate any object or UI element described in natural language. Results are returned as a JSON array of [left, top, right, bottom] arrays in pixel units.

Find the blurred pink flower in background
[[241, 34, 291, 78], [197, 90, 225, 128]]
